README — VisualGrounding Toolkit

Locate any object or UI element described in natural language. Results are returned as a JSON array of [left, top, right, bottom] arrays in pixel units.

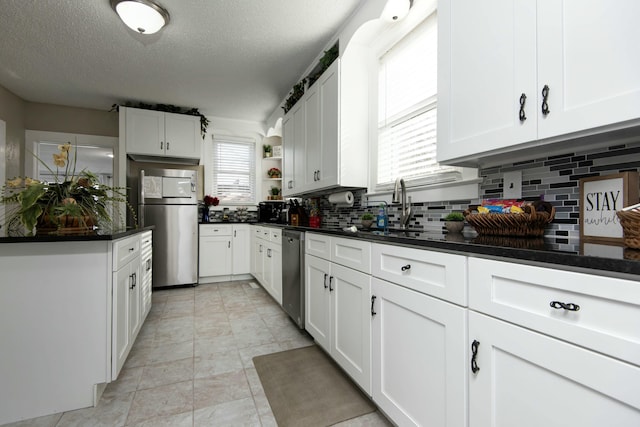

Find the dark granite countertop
[[199, 221, 257, 225], [0, 226, 154, 243], [255, 223, 640, 278]]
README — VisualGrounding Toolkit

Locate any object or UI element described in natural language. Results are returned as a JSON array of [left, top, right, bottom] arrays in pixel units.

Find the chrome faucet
[[392, 177, 412, 229]]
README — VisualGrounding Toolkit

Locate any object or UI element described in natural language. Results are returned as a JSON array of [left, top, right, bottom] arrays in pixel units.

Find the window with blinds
[[211, 137, 256, 203], [376, 11, 461, 190]]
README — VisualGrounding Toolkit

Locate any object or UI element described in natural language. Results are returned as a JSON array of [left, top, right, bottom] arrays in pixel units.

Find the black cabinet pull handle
[[401, 264, 411, 271], [519, 93, 527, 122], [323, 273, 328, 289], [471, 340, 480, 374], [166, 142, 170, 151], [329, 276, 334, 292], [371, 295, 377, 317], [316, 170, 320, 181], [541, 85, 550, 116], [550, 301, 580, 311], [160, 141, 163, 150]]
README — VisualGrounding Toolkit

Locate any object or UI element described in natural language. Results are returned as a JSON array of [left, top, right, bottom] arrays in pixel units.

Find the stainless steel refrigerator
[[139, 168, 198, 288]]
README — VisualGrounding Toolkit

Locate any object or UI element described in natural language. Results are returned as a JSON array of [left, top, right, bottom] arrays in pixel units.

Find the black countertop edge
[[255, 224, 640, 278], [0, 226, 155, 243], [199, 221, 258, 225]]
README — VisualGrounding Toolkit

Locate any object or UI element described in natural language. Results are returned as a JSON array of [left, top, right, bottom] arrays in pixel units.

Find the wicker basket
[[616, 210, 640, 248], [464, 202, 555, 237]]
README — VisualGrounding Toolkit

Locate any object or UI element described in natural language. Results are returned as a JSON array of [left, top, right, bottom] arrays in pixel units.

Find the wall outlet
[[503, 171, 522, 199]]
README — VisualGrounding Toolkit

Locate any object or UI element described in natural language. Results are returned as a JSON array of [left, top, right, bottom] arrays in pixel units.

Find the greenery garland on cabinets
[[281, 42, 339, 114], [112, 102, 210, 140]]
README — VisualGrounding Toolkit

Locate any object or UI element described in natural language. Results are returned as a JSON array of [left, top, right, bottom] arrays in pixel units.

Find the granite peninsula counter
[[0, 227, 153, 425]]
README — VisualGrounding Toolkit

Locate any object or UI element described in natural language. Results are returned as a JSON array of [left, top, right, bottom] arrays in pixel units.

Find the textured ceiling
[[0, 0, 365, 123]]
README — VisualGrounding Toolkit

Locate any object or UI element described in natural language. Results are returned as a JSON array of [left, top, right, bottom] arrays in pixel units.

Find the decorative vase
[[445, 221, 465, 233], [202, 206, 210, 223]]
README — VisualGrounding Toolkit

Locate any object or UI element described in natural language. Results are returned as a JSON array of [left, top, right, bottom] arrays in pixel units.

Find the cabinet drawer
[[469, 258, 640, 367], [331, 237, 371, 274], [269, 228, 282, 244], [372, 244, 467, 306], [200, 224, 232, 237], [306, 232, 332, 260], [113, 235, 140, 271], [141, 231, 152, 257]]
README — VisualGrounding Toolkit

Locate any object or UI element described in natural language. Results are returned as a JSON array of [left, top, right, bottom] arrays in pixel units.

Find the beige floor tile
[[125, 410, 192, 427], [125, 380, 193, 425], [57, 391, 134, 427], [194, 351, 244, 379], [193, 397, 261, 427], [105, 366, 144, 395], [243, 367, 264, 396], [195, 334, 238, 359], [251, 391, 273, 418], [146, 340, 193, 365], [137, 357, 194, 390], [330, 411, 394, 426], [193, 369, 252, 409], [233, 328, 276, 349], [238, 343, 283, 369]]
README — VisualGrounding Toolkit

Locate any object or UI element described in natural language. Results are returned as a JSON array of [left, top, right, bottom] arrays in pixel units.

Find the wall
[[25, 102, 118, 137], [0, 85, 26, 178], [316, 137, 640, 250]]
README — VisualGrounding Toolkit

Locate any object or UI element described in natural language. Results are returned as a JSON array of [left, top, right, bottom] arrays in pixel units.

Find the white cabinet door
[[253, 238, 265, 284], [232, 225, 251, 274], [318, 60, 339, 188], [112, 262, 132, 379], [469, 311, 640, 427], [305, 254, 332, 351], [438, 0, 537, 163], [438, 0, 640, 165], [305, 82, 321, 190], [199, 236, 232, 277], [129, 260, 142, 339], [125, 108, 165, 156], [331, 263, 371, 394], [164, 112, 200, 159], [537, 0, 640, 140], [266, 242, 282, 305], [372, 278, 468, 427], [282, 100, 306, 196], [282, 113, 295, 196]]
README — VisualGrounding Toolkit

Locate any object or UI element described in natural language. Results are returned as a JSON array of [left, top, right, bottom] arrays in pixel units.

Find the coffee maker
[[258, 201, 286, 223]]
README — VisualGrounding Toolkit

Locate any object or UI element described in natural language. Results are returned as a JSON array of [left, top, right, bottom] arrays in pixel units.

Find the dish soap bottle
[[376, 204, 387, 229]]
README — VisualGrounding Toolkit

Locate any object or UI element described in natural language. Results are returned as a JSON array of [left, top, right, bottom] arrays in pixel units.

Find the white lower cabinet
[[469, 311, 640, 427], [371, 277, 468, 427], [199, 224, 251, 280], [251, 225, 283, 304], [305, 253, 372, 394], [112, 234, 145, 379], [140, 231, 153, 319]]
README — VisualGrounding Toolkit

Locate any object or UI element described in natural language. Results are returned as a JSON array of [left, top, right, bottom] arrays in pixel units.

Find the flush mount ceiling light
[[111, 0, 170, 34]]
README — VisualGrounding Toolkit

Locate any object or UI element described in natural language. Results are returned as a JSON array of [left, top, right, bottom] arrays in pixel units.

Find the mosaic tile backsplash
[[311, 138, 640, 246]]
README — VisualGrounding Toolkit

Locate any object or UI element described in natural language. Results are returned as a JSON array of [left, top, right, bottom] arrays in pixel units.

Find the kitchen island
[[0, 228, 153, 425]]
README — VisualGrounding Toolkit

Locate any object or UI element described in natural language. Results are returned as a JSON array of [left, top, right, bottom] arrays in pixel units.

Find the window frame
[[209, 135, 257, 205], [367, 6, 479, 201]]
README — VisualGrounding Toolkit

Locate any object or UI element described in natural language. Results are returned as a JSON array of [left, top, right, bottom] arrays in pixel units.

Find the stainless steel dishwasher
[[282, 229, 305, 329]]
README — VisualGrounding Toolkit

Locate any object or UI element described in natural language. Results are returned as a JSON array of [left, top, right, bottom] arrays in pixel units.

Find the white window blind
[[377, 12, 461, 189], [212, 136, 256, 203]]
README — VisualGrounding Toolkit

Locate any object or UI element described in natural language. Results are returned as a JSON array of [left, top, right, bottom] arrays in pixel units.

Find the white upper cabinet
[[438, 0, 640, 165], [123, 106, 201, 160], [282, 57, 368, 196]]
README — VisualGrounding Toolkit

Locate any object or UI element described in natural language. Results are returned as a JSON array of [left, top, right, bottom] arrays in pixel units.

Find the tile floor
[[5, 280, 392, 427]]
